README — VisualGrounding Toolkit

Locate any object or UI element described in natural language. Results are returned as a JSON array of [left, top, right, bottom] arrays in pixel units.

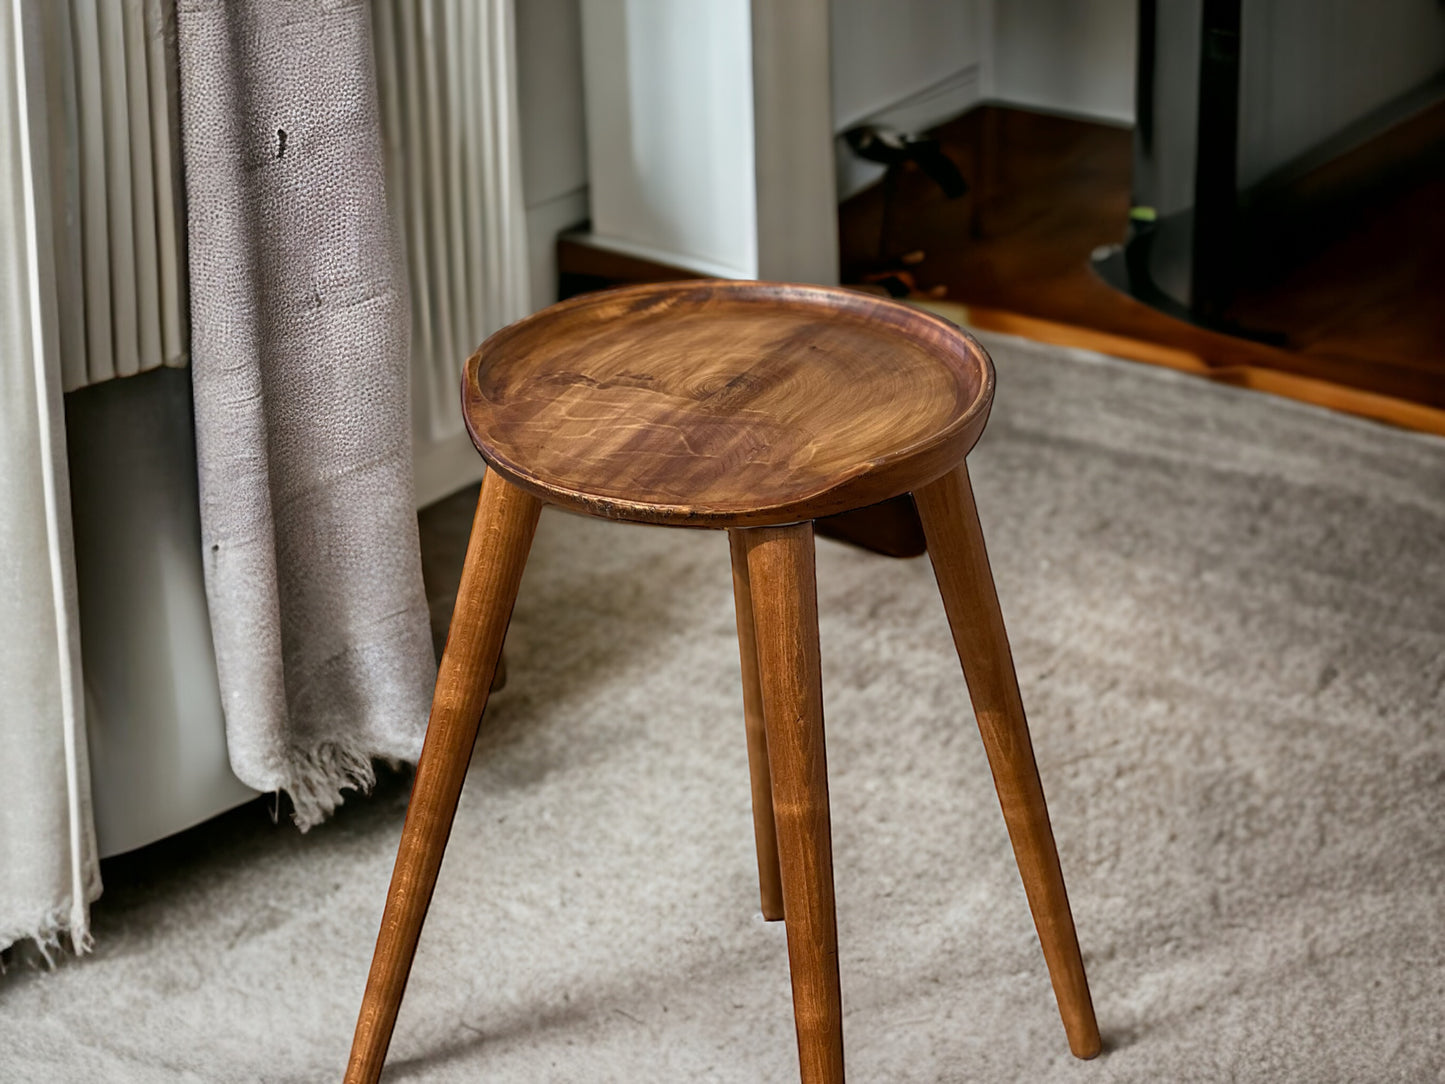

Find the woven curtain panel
[[42, 0, 188, 391], [0, 0, 101, 958], [371, 0, 531, 449], [0, 0, 533, 955]]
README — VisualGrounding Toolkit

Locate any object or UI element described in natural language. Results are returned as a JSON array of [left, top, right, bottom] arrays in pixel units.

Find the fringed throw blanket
[[176, 0, 434, 827]]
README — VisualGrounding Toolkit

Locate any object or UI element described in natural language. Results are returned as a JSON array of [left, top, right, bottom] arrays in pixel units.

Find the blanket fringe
[[0, 897, 93, 971], [280, 741, 390, 832]]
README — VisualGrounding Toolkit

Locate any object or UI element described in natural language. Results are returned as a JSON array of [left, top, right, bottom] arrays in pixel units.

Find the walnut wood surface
[[812, 493, 927, 557], [345, 281, 1105, 1078], [914, 464, 1101, 1060], [741, 524, 846, 1083], [346, 472, 542, 1084], [728, 529, 786, 922], [463, 280, 993, 528]]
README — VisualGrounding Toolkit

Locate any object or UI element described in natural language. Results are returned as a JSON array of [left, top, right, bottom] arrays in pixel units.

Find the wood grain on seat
[[463, 280, 994, 528]]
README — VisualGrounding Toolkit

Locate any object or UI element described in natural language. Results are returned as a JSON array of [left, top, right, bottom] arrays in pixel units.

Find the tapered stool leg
[[915, 463, 1101, 1060], [728, 530, 785, 922], [740, 524, 845, 1084], [346, 472, 544, 1084]]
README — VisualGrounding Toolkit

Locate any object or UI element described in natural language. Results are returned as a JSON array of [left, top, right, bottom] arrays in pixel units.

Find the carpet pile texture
[[2, 333, 1441, 1082]]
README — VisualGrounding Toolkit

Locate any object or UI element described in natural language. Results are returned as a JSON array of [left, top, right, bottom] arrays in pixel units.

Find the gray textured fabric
[[175, 0, 433, 827], [1, 334, 1441, 1080]]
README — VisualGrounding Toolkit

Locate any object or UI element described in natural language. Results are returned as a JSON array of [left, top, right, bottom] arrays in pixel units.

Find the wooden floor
[[840, 106, 1445, 434]]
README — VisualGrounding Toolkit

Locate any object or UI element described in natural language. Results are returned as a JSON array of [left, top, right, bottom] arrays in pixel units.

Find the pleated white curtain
[[372, 0, 532, 505], [37, 0, 188, 391], [0, 0, 100, 959], [0, 0, 531, 957]]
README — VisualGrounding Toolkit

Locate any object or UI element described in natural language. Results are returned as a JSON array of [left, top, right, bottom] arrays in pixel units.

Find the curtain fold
[[2, 0, 529, 957], [372, 0, 532, 506], [0, 0, 101, 959], [46, 0, 189, 391], [175, 0, 435, 828]]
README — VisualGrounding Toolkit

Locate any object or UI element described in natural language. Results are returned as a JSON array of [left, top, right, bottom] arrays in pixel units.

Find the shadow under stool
[[345, 280, 1100, 1083]]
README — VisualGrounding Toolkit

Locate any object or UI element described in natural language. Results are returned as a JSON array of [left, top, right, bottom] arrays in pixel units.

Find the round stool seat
[[352, 282, 1101, 1084], [463, 280, 994, 527]]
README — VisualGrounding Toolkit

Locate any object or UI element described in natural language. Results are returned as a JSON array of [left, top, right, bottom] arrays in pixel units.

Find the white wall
[[829, 0, 984, 130], [1237, 0, 1445, 187], [751, 0, 840, 282], [829, 0, 987, 197], [580, 0, 760, 277], [992, 0, 1136, 124], [833, 0, 1142, 134], [573, 0, 837, 282], [518, 0, 588, 206], [516, 0, 589, 306]]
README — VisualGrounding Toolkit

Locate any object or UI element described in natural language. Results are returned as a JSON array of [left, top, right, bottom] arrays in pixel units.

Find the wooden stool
[[345, 281, 1100, 1082]]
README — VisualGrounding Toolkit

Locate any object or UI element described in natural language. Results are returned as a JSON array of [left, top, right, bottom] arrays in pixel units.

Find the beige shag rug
[[2, 332, 1441, 1083]]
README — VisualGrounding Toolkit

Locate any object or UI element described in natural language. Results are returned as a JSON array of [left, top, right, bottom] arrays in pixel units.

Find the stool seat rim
[[462, 279, 996, 528]]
